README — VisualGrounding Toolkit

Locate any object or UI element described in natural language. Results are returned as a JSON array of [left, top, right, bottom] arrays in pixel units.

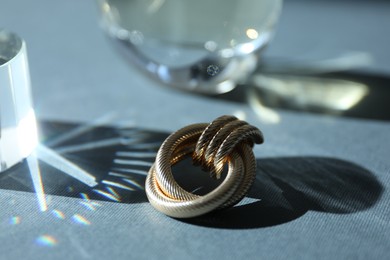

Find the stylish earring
[[145, 115, 263, 218]]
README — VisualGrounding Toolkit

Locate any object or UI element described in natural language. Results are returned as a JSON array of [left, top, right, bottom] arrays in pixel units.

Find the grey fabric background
[[0, 0, 389, 259]]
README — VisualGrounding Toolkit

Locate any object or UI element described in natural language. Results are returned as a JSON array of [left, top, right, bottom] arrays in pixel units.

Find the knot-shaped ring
[[145, 115, 264, 218]]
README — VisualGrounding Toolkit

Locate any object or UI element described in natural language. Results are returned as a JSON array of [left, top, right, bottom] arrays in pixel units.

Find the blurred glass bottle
[[98, 0, 282, 94]]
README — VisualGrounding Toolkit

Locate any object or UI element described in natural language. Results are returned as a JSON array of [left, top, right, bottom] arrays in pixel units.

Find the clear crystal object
[[0, 29, 38, 172], [98, 0, 282, 94]]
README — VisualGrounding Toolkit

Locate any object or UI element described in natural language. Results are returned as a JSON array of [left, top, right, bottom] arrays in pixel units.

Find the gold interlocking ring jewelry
[[145, 115, 263, 218]]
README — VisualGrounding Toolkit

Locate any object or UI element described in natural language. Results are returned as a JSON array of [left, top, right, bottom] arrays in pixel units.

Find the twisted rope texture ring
[[145, 115, 263, 218]]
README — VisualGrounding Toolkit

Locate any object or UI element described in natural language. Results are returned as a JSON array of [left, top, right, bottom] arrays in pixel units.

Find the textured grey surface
[[0, 0, 389, 259]]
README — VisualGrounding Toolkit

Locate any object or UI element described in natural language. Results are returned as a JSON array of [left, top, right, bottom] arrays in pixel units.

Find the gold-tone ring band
[[145, 115, 263, 218]]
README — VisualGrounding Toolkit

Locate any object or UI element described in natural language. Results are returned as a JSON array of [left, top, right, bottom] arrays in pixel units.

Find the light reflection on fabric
[[93, 189, 121, 202], [52, 210, 65, 219], [71, 214, 91, 226], [9, 216, 21, 225], [79, 193, 101, 211], [26, 153, 47, 211], [1, 118, 166, 232], [105, 186, 121, 199], [121, 178, 144, 190], [35, 235, 58, 247], [102, 180, 135, 191]]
